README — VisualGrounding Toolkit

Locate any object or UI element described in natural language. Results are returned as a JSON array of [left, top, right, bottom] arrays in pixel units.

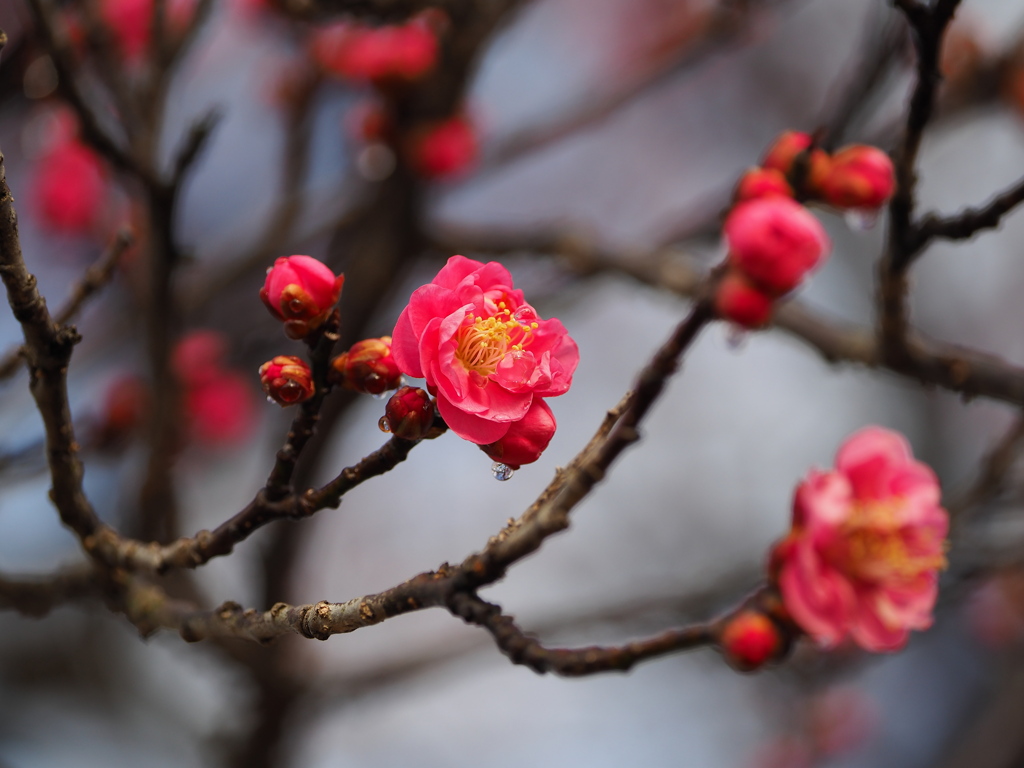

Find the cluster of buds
[[309, 14, 441, 88], [329, 336, 402, 395], [736, 131, 896, 212], [260, 255, 345, 340], [259, 255, 345, 407]]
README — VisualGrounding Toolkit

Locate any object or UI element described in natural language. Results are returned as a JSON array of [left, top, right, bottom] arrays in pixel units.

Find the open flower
[[772, 427, 948, 652], [391, 255, 578, 444]]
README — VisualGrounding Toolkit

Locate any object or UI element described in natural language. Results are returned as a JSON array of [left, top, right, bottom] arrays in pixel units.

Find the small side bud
[[734, 167, 793, 203], [383, 386, 434, 440], [480, 398, 556, 469], [718, 609, 787, 672], [260, 255, 345, 340], [329, 336, 402, 395], [259, 355, 314, 406], [714, 270, 774, 329], [817, 144, 896, 210]]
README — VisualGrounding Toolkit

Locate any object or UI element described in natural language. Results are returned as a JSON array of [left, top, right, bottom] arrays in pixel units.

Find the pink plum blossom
[[391, 255, 578, 445], [772, 427, 948, 652], [260, 255, 345, 339]]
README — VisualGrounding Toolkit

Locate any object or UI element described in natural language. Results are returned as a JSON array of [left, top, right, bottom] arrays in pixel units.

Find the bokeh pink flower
[[391, 255, 578, 446], [772, 427, 948, 652]]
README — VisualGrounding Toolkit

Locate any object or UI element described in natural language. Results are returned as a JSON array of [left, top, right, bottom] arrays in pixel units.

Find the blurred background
[[0, 0, 1024, 765]]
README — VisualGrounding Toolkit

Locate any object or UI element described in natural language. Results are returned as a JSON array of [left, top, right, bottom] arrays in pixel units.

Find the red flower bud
[[817, 144, 896, 210], [408, 116, 477, 179], [734, 167, 793, 203], [329, 336, 402, 395], [718, 610, 785, 671], [725, 197, 830, 296], [382, 386, 433, 440], [481, 398, 556, 469], [761, 131, 812, 173], [714, 270, 774, 329], [259, 355, 315, 406], [260, 255, 345, 340], [761, 131, 831, 194]]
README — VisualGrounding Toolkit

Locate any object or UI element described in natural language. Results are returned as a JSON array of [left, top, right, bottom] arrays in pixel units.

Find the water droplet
[[371, 391, 388, 400], [512, 307, 537, 324], [726, 326, 748, 350], [491, 462, 514, 481], [378, 416, 391, 433], [288, 298, 305, 313], [844, 208, 878, 232], [266, 396, 277, 405]]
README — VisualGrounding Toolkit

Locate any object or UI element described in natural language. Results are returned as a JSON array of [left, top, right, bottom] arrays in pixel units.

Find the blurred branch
[[917, 174, 1024, 246], [0, 565, 100, 616], [879, 0, 962, 363], [0, 229, 132, 382], [482, 0, 795, 174]]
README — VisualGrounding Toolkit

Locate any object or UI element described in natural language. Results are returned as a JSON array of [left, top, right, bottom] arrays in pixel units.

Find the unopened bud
[[260, 255, 345, 340], [407, 115, 477, 179], [714, 270, 774, 329], [725, 197, 830, 296], [382, 386, 434, 440], [817, 144, 895, 210], [329, 336, 402, 395], [761, 130, 831, 195], [480, 398, 556, 469], [734, 167, 793, 203], [259, 355, 314, 406], [718, 610, 786, 672]]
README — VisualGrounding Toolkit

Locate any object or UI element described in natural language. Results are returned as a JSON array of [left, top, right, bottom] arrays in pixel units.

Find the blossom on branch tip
[[771, 427, 948, 652], [260, 255, 344, 340], [725, 197, 830, 296], [391, 255, 578, 446], [480, 397, 556, 469], [382, 386, 434, 440], [260, 356, 314, 406]]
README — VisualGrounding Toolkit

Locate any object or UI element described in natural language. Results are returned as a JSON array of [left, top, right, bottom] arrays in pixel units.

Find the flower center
[[840, 500, 947, 584], [454, 304, 538, 376]]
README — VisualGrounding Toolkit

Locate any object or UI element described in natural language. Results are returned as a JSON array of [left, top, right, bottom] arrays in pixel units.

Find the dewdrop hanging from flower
[[390, 256, 578, 461]]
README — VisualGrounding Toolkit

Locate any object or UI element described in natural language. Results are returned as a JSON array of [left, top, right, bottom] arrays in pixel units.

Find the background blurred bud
[[260, 355, 315, 406], [382, 386, 433, 440], [808, 687, 878, 756], [734, 167, 793, 203], [714, 270, 774, 329], [817, 145, 895, 210], [172, 330, 227, 388], [185, 370, 256, 445], [92, 375, 147, 452], [407, 115, 477, 179], [31, 139, 107, 235]]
